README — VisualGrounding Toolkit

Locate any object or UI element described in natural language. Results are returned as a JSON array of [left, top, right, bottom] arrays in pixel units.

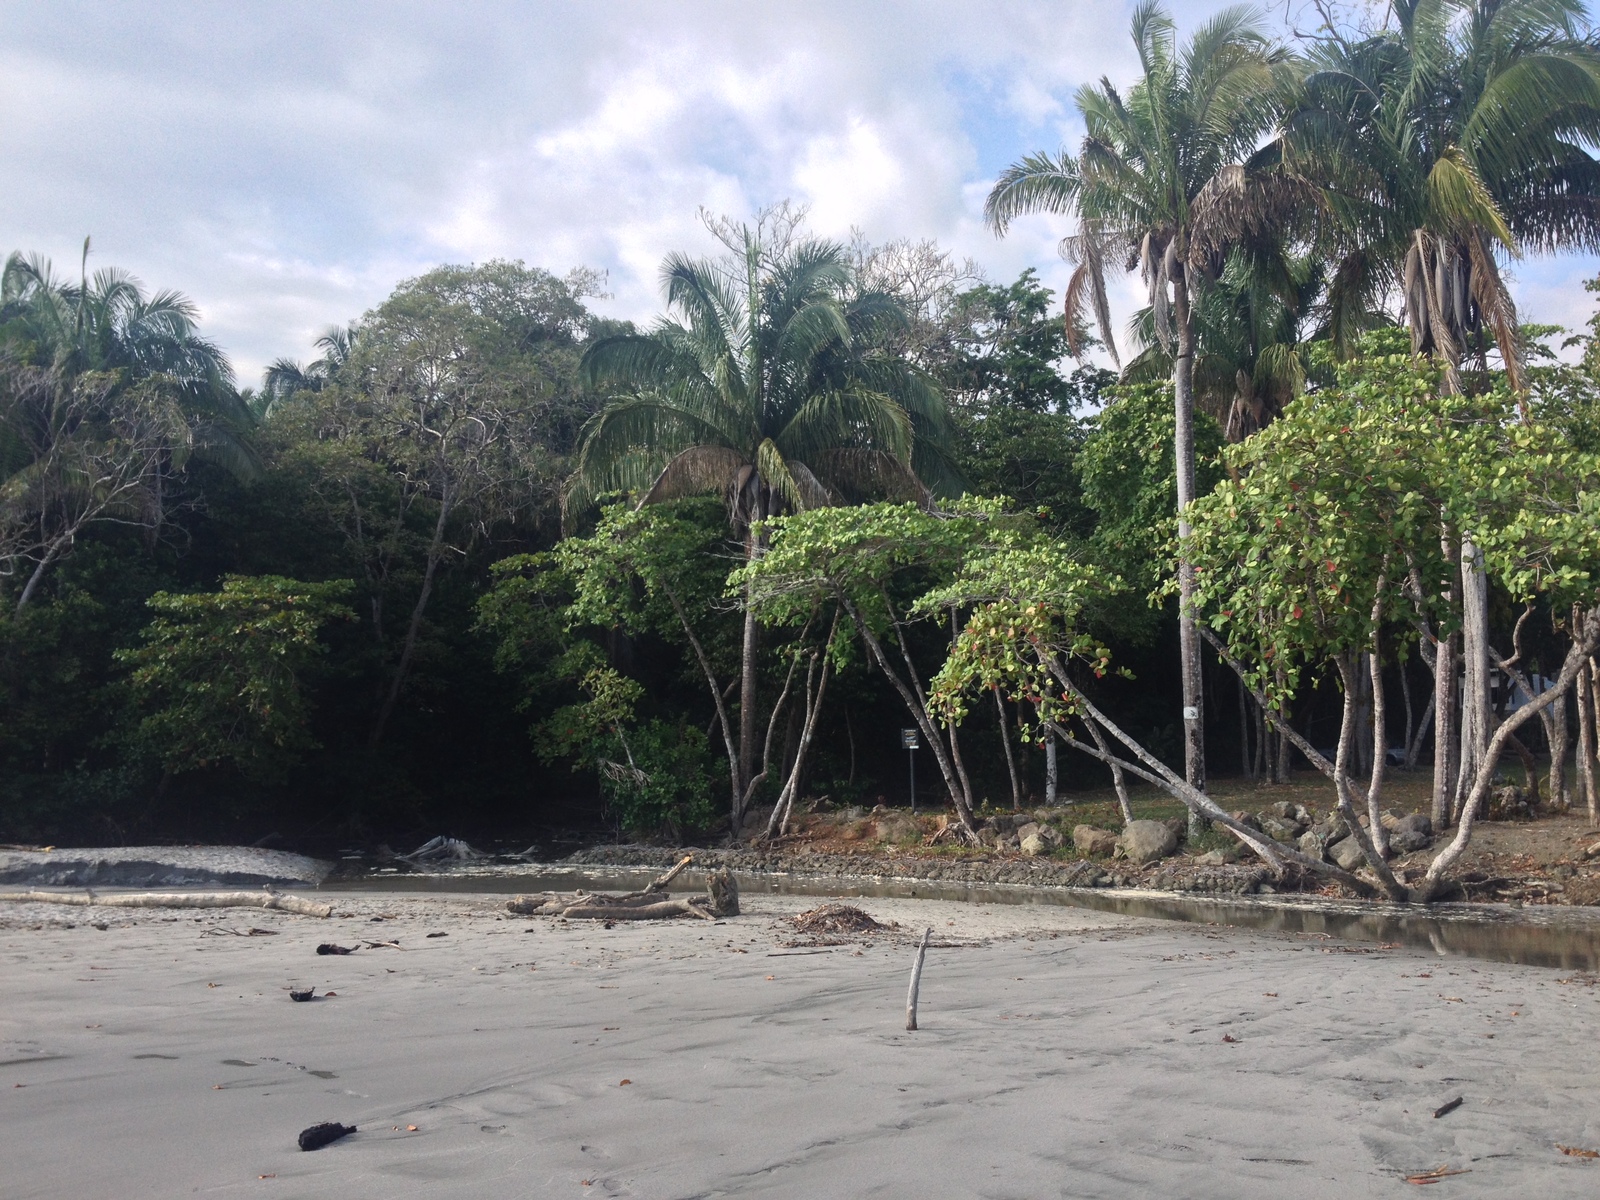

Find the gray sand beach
[[4, 889, 1600, 1198]]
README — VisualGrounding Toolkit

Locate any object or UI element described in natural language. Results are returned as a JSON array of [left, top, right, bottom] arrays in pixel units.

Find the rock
[[873, 814, 920, 843], [1231, 810, 1262, 832], [1057, 860, 1109, 887], [1260, 816, 1299, 843], [1015, 822, 1042, 842], [1266, 800, 1298, 821], [1163, 817, 1188, 843], [1330, 835, 1367, 871], [1317, 814, 1350, 842], [1388, 828, 1431, 855], [1297, 829, 1326, 860], [1117, 820, 1179, 865], [977, 826, 999, 847], [1193, 849, 1228, 867], [1396, 812, 1432, 838], [1020, 833, 1052, 857], [1147, 862, 1269, 895], [1074, 825, 1119, 856]]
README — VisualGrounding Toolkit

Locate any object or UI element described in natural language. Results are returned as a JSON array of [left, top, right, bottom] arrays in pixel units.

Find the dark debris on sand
[[790, 903, 892, 938]]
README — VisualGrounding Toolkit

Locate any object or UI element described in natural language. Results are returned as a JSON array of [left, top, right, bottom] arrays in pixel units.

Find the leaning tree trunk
[[996, 691, 1023, 811], [1171, 269, 1206, 839]]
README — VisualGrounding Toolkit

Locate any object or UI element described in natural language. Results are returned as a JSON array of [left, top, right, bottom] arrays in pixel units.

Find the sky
[[3, 0, 1598, 385]]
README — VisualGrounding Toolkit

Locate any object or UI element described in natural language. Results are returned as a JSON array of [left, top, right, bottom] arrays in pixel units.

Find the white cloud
[[2, 0, 1593, 385]]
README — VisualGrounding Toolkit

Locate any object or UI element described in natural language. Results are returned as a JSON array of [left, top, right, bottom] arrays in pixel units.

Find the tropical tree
[[568, 209, 956, 829], [984, 2, 1292, 806], [288, 260, 596, 746], [116, 575, 355, 787], [1280, 0, 1600, 813], [0, 246, 257, 609]]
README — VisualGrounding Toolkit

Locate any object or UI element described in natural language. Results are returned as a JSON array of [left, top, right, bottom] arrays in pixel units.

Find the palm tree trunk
[[1172, 270, 1206, 837], [1455, 538, 1492, 819], [1432, 529, 1462, 829]]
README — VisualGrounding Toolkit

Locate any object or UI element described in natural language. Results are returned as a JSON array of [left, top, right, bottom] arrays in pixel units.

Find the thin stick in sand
[[906, 927, 932, 1031]]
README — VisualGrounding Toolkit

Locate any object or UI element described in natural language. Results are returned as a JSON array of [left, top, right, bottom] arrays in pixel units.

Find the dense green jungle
[[6, 1, 1600, 874]]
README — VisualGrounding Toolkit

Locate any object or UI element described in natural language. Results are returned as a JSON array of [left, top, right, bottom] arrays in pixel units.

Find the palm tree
[[1122, 248, 1323, 443], [568, 214, 956, 827], [1283, 0, 1600, 390], [984, 2, 1292, 801], [255, 323, 359, 419], [0, 245, 256, 608]]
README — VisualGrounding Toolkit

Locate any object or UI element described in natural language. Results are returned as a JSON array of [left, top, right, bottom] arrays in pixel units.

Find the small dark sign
[[901, 728, 920, 749]]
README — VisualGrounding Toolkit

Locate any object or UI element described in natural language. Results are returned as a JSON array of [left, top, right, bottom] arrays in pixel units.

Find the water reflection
[[326, 866, 1600, 972]]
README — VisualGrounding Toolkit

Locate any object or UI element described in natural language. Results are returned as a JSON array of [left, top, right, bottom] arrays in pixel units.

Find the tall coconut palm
[[1283, 0, 1600, 824], [1283, 0, 1600, 390], [568, 218, 956, 827], [1123, 248, 1323, 442], [985, 2, 1292, 802]]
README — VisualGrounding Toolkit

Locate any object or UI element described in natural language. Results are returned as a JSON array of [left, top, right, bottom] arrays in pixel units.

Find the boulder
[[1396, 812, 1432, 838], [1297, 829, 1327, 860], [1073, 825, 1119, 856], [1388, 827, 1431, 855], [1266, 800, 1298, 821], [1117, 820, 1179, 865], [1330, 835, 1367, 871], [1016, 822, 1042, 842], [1231, 810, 1262, 832], [1020, 833, 1052, 857], [1259, 816, 1300, 843], [1316, 813, 1350, 842]]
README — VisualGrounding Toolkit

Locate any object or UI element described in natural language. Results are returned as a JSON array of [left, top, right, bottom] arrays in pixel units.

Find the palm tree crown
[[984, 1, 1291, 363], [1283, 0, 1600, 387], [568, 217, 955, 533]]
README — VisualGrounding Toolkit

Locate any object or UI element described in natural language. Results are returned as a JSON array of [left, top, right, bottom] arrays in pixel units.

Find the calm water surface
[[325, 865, 1600, 973]]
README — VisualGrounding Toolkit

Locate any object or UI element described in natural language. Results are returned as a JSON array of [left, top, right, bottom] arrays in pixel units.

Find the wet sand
[[3, 890, 1599, 1198]]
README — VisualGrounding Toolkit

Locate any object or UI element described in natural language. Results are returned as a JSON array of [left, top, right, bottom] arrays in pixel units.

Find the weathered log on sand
[[0, 889, 332, 918], [506, 859, 739, 921], [561, 898, 718, 921]]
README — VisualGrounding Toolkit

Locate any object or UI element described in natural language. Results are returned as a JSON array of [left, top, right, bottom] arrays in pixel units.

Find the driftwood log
[[507, 857, 739, 921], [0, 888, 332, 918]]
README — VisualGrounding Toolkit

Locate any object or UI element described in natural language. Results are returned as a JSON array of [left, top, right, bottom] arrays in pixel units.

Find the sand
[[3, 889, 1599, 1198]]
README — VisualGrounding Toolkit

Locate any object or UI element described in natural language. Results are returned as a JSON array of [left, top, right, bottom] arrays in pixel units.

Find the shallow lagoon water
[[325, 863, 1600, 972]]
